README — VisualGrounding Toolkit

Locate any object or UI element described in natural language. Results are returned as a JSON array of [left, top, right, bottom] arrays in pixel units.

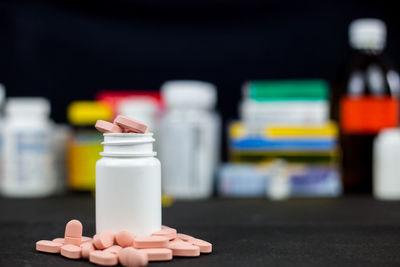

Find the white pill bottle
[[159, 80, 221, 199], [96, 133, 161, 236], [1, 97, 56, 197]]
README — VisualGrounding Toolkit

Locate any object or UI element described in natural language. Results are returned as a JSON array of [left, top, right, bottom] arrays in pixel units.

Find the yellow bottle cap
[[67, 101, 112, 126]]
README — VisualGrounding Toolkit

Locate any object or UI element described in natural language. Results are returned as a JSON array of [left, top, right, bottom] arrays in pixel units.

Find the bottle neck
[[101, 133, 156, 158]]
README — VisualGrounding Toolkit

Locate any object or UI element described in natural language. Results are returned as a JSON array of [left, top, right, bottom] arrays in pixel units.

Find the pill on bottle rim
[[140, 248, 173, 261], [93, 230, 115, 249], [104, 245, 122, 255], [81, 242, 95, 259], [116, 230, 135, 247], [114, 115, 148, 133], [64, 220, 82, 238], [119, 247, 148, 267], [61, 244, 82, 259], [36, 240, 63, 253], [191, 238, 212, 253], [168, 240, 200, 257], [90, 250, 118, 266], [133, 236, 169, 249], [64, 236, 81, 246], [152, 227, 177, 240], [95, 120, 123, 133], [177, 233, 195, 242], [52, 238, 64, 244]]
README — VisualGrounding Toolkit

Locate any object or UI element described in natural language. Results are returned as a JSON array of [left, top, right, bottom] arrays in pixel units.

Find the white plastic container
[[1, 97, 56, 197], [373, 128, 400, 200], [159, 80, 221, 199], [96, 133, 161, 236]]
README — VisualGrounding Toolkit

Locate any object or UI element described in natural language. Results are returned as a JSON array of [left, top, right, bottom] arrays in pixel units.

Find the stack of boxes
[[218, 80, 341, 198]]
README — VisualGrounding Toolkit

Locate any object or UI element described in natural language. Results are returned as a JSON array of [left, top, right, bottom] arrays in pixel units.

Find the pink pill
[[95, 120, 123, 133], [81, 242, 95, 259], [116, 230, 135, 247], [104, 245, 122, 255], [140, 248, 173, 261], [36, 240, 63, 253], [93, 230, 115, 249], [177, 233, 195, 242], [90, 250, 118, 266], [82, 236, 92, 243], [52, 238, 64, 244], [61, 244, 82, 259], [168, 240, 200, 257], [64, 236, 81, 246], [152, 227, 177, 240], [113, 115, 148, 133], [133, 236, 169, 249], [118, 247, 148, 267], [64, 219, 82, 238], [191, 238, 212, 253]]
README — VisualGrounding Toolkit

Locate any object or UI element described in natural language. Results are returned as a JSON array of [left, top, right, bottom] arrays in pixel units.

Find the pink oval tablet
[[61, 244, 82, 259], [116, 230, 135, 247], [133, 236, 169, 249], [104, 245, 122, 255], [113, 115, 148, 133], [140, 248, 172, 261], [119, 247, 148, 267], [93, 230, 115, 249], [52, 238, 64, 244], [90, 250, 118, 266], [81, 242, 95, 259], [177, 233, 195, 242], [36, 240, 63, 254], [82, 236, 92, 243], [95, 120, 123, 133], [64, 220, 82, 238], [168, 240, 200, 257], [64, 236, 81, 246], [191, 238, 212, 253], [152, 227, 177, 240]]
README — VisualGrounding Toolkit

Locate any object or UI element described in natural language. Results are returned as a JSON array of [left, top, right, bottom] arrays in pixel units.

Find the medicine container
[[1, 97, 56, 197], [96, 133, 161, 236], [159, 80, 221, 199]]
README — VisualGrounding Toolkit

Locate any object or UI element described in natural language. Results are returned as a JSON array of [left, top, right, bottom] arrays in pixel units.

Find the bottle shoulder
[[97, 156, 160, 167]]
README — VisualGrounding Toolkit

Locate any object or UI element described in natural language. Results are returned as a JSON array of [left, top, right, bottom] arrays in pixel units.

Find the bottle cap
[[161, 80, 217, 109], [6, 97, 50, 117], [349, 18, 386, 50]]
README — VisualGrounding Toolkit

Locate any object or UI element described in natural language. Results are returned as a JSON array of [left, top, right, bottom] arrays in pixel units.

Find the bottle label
[[340, 96, 399, 134]]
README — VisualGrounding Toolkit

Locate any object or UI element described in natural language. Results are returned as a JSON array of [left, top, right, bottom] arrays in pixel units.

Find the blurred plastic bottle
[[1, 97, 56, 197], [159, 80, 221, 199], [0, 83, 5, 190], [373, 129, 400, 200], [67, 101, 112, 191], [334, 19, 400, 193]]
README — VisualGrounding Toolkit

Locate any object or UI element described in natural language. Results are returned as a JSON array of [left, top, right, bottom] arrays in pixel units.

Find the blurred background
[[1, 0, 400, 201]]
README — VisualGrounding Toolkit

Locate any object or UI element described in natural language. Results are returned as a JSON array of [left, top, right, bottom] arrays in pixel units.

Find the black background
[[1, 0, 399, 124]]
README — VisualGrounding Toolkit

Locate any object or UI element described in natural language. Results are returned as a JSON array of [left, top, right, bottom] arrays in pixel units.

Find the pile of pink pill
[[36, 219, 212, 266], [95, 115, 149, 133]]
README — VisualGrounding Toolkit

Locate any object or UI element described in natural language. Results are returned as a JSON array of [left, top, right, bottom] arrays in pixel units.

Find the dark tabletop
[[1, 194, 400, 267]]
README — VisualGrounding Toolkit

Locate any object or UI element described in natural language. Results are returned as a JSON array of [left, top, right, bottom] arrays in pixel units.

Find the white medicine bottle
[[159, 80, 221, 199], [1, 97, 56, 197]]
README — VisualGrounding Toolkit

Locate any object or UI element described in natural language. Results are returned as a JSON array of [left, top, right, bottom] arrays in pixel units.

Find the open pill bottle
[[96, 133, 161, 236]]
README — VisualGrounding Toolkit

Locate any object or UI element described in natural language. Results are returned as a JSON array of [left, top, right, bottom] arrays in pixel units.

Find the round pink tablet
[[93, 230, 115, 250], [52, 238, 64, 244], [114, 115, 148, 133], [61, 244, 82, 259], [115, 230, 135, 247], [90, 250, 118, 266], [81, 242, 95, 259], [191, 238, 212, 253], [140, 248, 172, 261], [119, 247, 148, 267], [168, 240, 200, 257], [133, 236, 169, 249], [177, 233, 195, 242], [152, 227, 177, 240], [104, 245, 122, 255], [36, 240, 63, 253], [64, 219, 82, 238], [95, 120, 123, 133]]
